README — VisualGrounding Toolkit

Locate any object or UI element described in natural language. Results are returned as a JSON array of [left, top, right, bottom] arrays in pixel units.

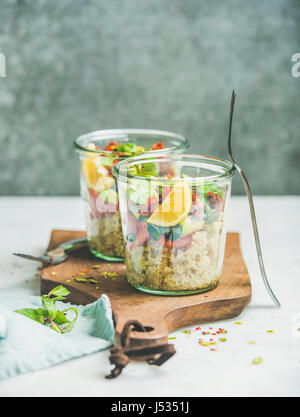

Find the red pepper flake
[[81, 269, 88, 273], [212, 333, 216, 336], [195, 326, 201, 331], [210, 348, 217, 352]]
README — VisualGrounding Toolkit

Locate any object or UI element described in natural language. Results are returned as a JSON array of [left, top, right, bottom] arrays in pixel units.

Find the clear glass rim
[[74, 128, 188, 158], [112, 153, 236, 183]]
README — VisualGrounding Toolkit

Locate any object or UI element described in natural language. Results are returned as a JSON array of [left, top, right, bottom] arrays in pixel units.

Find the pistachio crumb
[[74, 278, 88, 283]]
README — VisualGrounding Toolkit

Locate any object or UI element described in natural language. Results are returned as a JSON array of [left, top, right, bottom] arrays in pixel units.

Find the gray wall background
[[0, 0, 299, 196]]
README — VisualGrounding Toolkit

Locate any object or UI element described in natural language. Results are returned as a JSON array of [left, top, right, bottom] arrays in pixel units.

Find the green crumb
[[91, 265, 101, 269], [249, 341, 256, 345], [74, 278, 88, 283], [66, 280, 71, 283], [168, 337, 176, 340], [253, 357, 263, 365], [181, 330, 192, 334], [235, 321, 243, 325], [95, 286, 100, 290], [219, 337, 227, 342]]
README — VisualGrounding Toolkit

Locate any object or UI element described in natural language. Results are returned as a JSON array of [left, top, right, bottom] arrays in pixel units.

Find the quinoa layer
[[126, 223, 224, 291], [87, 212, 125, 258]]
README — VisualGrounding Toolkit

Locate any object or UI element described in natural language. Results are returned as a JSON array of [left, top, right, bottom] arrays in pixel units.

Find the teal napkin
[[0, 294, 115, 380]]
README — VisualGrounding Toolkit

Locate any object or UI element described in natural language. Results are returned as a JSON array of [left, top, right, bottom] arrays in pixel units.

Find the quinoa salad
[[80, 139, 167, 259], [118, 174, 229, 293]]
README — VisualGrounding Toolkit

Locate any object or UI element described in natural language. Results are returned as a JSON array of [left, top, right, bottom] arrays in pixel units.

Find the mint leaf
[[16, 285, 78, 335], [42, 296, 57, 320], [54, 311, 70, 325], [48, 285, 70, 298], [15, 308, 45, 324], [57, 307, 78, 334]]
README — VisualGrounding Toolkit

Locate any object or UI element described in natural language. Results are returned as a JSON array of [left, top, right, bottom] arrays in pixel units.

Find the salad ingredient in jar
[[124, 178, 227, 292], [147, 183, 192, 227], [81, 140, 165, 259]]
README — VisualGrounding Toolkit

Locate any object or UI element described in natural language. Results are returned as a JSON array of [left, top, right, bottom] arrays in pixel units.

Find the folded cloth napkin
[[0, 293, 114, 380]]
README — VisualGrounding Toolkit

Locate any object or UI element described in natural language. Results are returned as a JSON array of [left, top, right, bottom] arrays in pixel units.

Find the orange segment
[[147, 183, 192, 227], [81, 159, 98, 187]]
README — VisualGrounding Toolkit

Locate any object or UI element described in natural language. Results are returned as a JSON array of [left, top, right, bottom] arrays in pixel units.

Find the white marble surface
[[0, 196, 299, 397]]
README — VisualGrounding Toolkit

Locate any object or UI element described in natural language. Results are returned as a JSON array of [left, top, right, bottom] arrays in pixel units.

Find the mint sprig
[[15, 285, 78, 334]]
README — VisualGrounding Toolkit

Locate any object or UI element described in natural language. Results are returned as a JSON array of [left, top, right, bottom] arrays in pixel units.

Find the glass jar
[[74, 129, 188, 262], [113, 154, 235, 294]]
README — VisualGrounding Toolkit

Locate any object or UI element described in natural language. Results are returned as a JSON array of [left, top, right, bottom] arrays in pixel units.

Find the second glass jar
[[74, 129, 188, 261]]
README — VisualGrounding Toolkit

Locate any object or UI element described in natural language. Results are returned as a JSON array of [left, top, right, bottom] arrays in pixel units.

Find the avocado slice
[[181, 217, 204, 237]]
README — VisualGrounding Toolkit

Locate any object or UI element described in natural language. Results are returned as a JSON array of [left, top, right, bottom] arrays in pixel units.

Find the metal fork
[[227, 90, 280, 307], [13, 237, 87, 265]]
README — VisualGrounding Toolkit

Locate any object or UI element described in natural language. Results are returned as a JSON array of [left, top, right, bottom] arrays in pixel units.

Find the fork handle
[[235, 164, 280, 307]]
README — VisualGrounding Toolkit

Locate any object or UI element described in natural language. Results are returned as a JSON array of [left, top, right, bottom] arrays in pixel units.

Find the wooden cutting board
[[41, 230, 251, 351]]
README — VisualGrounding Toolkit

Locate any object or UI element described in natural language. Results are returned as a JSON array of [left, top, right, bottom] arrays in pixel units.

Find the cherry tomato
[[151, 141, 164, 150]]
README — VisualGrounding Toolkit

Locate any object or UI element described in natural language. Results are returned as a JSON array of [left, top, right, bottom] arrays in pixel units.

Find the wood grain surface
[[41, 230, 252, 349]]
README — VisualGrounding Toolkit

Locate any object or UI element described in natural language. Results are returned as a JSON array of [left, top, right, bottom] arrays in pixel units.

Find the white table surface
[[0, 196, 299, 397]]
